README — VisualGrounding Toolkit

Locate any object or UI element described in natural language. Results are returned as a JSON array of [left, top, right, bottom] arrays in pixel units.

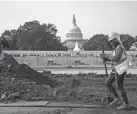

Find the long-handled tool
[[101, 44, 113, 104], [101, 44, 108, 76]]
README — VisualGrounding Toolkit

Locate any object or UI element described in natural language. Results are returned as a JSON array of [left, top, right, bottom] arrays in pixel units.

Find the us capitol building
[[63, 14, 84, 51]]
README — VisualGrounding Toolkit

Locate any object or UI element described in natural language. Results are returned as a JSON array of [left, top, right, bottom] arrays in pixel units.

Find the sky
[[0, 1, 137, 41]]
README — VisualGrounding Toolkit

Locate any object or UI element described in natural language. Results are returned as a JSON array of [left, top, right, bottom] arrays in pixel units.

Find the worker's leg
[[105, 72, 120, 106], [115, 72, 129, 109], [105, 72, 119, 98]]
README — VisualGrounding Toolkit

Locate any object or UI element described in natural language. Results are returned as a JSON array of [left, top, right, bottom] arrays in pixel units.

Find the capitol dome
[[66, 15, 83, 41], [64, 14, 84, 51], [68, 26, 81, 33]]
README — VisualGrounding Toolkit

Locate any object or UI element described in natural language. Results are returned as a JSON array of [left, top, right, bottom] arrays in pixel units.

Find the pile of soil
[[1, 53, 56, 87], [0, 54, 57, 103], [9, 64, 56, 86], [1, 53, 18, 67], [0, 72, 52, 102]]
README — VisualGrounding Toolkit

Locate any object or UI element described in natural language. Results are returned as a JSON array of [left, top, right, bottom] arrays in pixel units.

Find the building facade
[[64, 15, 84, 51]]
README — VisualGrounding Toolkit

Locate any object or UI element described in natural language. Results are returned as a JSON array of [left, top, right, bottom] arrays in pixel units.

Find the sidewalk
[[0, 101, 49, 107], [0, 101, 105, 108], [0, 101, 136, 114]]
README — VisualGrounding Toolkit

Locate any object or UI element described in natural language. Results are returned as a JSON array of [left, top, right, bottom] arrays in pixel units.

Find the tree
[[16, 20, 41, 50], [33, 23, 57, 50], [120, 34, 135, 50], [83, 34, 135, 51], [83, 34, 110, 51], [31, 23, 66, 50], [1, 20, 67, 51]]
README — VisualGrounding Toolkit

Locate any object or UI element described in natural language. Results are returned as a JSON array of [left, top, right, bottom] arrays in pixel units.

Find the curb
[[0, 104, 107, 108]]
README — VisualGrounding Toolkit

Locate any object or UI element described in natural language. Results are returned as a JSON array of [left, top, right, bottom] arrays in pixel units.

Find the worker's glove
[[106, 61, 113, 65], [100, 54, 109, 61]]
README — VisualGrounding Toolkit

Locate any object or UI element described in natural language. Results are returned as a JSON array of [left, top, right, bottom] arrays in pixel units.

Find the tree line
[[1, 20, 136, 51], [2, 20, 68, 51]]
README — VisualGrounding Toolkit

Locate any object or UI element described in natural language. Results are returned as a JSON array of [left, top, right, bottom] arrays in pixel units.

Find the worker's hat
[[108, 31, 122, 44]]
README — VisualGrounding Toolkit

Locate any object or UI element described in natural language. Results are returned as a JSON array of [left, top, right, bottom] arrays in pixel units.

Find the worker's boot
[[109, 98, 120, 106], [117, 103, 130, 110]]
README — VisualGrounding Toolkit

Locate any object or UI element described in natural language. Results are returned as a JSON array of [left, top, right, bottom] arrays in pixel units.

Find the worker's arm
[[100, 46, 123, 62]]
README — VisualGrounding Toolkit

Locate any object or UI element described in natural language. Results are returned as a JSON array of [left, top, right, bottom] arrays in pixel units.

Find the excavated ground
[[0, 54, 137, 114]]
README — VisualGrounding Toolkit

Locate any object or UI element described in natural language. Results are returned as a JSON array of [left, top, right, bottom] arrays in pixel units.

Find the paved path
[[0, 101, 49, 107], [0, 101, 136, 114], [0, 106, 136, 114]]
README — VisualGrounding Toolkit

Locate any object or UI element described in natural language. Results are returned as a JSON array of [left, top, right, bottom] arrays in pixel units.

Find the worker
[[100, 31, 129, 109]]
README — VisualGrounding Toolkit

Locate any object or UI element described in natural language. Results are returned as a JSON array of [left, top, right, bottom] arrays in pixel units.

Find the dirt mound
[[0, 73, 52, 102], [1, 53, 18, 67], [0, 53, 57, 102], [1, 53, 56, 87], [9, 64, 56, 87]]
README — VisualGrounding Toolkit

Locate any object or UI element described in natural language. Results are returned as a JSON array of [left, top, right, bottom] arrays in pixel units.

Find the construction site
[[1, 1, 137, 113], [0, 53, 137, 114]]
